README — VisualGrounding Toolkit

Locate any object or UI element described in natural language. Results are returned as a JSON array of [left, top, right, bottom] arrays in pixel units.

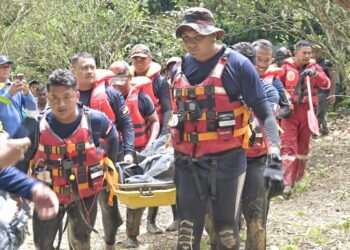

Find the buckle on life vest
[[187, 88, 196, 98], [204, 86, 215, 95], [60, 185, 71, 195], [187, 133, 198, 143], [67, 143, 75, 154]]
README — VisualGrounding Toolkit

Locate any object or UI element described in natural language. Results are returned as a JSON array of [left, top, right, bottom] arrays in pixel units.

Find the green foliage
[[1, 0, 350, 92]]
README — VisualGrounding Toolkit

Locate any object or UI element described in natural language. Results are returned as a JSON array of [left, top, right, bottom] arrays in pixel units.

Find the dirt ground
[[19, 110, 350, 249]]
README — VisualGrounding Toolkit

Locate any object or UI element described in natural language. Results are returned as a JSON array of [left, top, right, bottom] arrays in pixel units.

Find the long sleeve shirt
[[0, 81, 37, 137]]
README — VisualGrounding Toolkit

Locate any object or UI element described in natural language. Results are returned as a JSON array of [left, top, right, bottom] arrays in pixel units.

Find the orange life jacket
[[261, 65, 284, 84], [130, 62, 163, 123], [282, 58, 318, 105], [31, 108, 105, 206], [126, 77, 152, 149], [170, 48, 251, 158], [90, 70, 116, 122]]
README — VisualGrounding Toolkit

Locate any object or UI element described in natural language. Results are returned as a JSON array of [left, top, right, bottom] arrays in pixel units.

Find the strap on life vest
[[102, 157, 119, 206], [181, 105, 251, 148]]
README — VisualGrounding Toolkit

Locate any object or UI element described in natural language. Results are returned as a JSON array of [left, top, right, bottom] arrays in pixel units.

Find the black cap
[[175, 7, 224, 39]]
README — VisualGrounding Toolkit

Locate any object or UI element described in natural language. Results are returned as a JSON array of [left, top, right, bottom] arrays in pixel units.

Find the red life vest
[[31, 108, 105, 206], [261, 65, 284, 84], [282, 58, 318, 105], [90, 69, 116, 122], [130, 62, 163, 124], [170, 48, 251, 158], [126, 77, 152, 149]]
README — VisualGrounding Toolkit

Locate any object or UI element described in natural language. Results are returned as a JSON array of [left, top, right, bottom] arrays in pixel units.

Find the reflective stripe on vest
[[170, 48, 251, 158]]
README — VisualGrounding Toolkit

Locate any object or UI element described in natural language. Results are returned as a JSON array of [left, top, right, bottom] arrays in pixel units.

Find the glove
[[301, 69, 317, 76], [264, 147, 284, 199]]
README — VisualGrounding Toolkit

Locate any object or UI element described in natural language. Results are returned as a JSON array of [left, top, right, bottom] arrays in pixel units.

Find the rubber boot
[[147, 207, 163, 234], [166, 205, 178, 232], [277, 91, 292, 119]]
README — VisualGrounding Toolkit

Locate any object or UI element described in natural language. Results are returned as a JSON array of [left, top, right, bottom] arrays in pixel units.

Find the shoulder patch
[[286, 71, 296, 82]]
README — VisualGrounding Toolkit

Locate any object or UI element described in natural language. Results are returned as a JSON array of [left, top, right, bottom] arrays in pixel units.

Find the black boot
[[277, 91, 292, 119], [147, 207, 163, 234]]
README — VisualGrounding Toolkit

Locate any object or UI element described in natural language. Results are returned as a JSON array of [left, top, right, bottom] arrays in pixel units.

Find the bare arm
[[145, 111, 160, 148]]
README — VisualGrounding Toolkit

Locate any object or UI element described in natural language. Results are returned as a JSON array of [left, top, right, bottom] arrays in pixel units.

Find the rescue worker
[[171, 7, 281, 250], [17, 69, 121, 250], [234, 42, 282, 250], [252, 39, 292, 119], [312, 45, 337, 136], [71, 52, 134, 164], [162, 56, 182, 233], [273, 47, 292, 68], [129, 44, 172, 234], [109, 60, 160, 248], [279, 40, 330, 198]]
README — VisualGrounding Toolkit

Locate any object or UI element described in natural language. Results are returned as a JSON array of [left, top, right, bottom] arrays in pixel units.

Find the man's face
[[131, 56, 151, 76], [181, 28, 215, 61], [0, 63, 12, 82], [110, 76, 130, 96], [48, 85, 79, 124], [30, 84, 39, 96], [72, 57, 96, 89], [294, 46, 312, 67], [255, 47, 273, 76], [36, 89, 47, 104]]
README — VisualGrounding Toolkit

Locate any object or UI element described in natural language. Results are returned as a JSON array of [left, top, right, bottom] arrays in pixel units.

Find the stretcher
[[116, 181, 176, 209], [114, 135, 176, 209]]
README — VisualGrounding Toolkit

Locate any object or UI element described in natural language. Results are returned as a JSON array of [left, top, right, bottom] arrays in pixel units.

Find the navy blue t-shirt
[[79, 86, 134, 155], [138, 91, 155, 118], [152, 76, 172, 113], [180, 46, 268, 178]]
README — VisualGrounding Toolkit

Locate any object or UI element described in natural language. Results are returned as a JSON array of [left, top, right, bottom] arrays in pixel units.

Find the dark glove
[[264, 149, 284, 199], [301, 69, 317, 76]]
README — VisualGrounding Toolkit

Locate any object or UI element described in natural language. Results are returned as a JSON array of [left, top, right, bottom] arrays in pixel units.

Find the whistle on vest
[[62, 160, 74, 179]]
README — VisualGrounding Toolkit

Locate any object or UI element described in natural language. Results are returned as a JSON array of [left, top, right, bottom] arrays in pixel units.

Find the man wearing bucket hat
[[110, 61, 160, 248], [129, 44, 172, 235], [171, 7, 281, 249]]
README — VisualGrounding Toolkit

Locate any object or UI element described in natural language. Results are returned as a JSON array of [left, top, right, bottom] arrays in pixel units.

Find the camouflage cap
[[175, 7, 224, 39], [109, 61, 130, 85], [130, 44, 152, 59]]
